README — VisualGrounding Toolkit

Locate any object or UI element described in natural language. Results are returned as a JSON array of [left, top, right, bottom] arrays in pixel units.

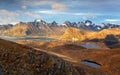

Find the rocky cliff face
[[0, 25, 13, 35], [3, 23, 39, 37], [0, 39, 84, 75], [1, 21, 66, 37]]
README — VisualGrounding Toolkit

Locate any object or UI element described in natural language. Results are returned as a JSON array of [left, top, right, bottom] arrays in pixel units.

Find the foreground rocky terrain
[[0, 39, 81, 75], [1, 38, 112, 75], [17, 40, 120, 75]]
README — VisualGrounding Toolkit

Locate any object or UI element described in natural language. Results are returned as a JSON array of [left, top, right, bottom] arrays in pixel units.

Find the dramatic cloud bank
[[0, 0, 120, 24]]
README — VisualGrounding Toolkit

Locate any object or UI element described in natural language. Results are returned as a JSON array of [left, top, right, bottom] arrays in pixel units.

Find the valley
[[0, 20, 120, 75]]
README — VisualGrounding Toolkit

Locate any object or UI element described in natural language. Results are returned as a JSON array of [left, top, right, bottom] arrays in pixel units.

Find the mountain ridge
[[60, 27, 120, 41], [0, 19, 120, 37]]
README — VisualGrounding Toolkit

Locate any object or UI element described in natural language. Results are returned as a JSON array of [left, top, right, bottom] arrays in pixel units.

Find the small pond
[[81, 60, 101, 68], [81, 44, 101, 49]]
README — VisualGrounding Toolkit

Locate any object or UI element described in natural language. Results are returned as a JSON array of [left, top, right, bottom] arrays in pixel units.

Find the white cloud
[[81, 12, 97, 19], [104, 19, 120, 22], [16, 11, 40, 18], [0, 10, 20, 17], [0, 10, 19, 24], [20, 0, 67, 11], [51, 3, 67, 11], [104, 19, 120, 24], [37, 10, 98, 19], [20, 0, 53, 6], [22, 11, 40, 18], [22, 5, 27, 9], [0, 10, 40, 24], [38, 10, 64, 14]]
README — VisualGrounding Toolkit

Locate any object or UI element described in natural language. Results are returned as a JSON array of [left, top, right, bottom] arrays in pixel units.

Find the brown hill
[[49, 47, 120, 75], [3, 23, 39, 37], [17, 40, 120, 75], [0, 39, 86, 75], [0, 25, 13, 35], [39, 26, 66, 37], [60, 27, 88, 41], [60, 28, 120, 41], [1, 22, 66, 37], [17, 40, 86, 50], [87, 28, 120, 40]]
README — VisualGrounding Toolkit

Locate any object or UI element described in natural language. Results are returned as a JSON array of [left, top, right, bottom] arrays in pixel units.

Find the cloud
[[22, 5, 27, 9], [19, 0, 67, 11], [37, 10, 98, 19], [51, 3, 67, 11], [0, 10, 40, 24], [20, 0, 53, 6], [25, 12, 39, 18], [104, 19, 120, 22], [81, 13, 98, 19], [0, 10, 19, 17], [104, 19, 120, 24], [0, 10, 19, 24], [38, 10, 64, 14], [19, 11, 40, 18]]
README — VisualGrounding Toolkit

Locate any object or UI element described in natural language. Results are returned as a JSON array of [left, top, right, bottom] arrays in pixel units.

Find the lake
[[81, 60, 101, 68], [0, 36, 56, 42], [81, 43, 101, 49]]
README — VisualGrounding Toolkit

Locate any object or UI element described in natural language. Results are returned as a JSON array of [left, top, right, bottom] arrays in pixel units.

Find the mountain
[[60, 27, 87, 41], [81, 21, 120, 31], [35, 20, 66, 36], [62, 21, 77, 27], [1, 19, 120, 37], [48, 21, 58, 27], [3, 22, 39, 37], [60, 27, 120, 42], [87, 28, 120, 40], [0, 24, 13, 35], [1, 20, 66, 37], [62, 20, 120, 31]]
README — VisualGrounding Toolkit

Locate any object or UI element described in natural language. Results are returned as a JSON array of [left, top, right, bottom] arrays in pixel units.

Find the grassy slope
[[18, 40, 120, 75], [0, 39, 83, 75]]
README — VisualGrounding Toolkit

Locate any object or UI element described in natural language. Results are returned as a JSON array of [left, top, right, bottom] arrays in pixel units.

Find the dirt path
[[34, 48, 78, 63]]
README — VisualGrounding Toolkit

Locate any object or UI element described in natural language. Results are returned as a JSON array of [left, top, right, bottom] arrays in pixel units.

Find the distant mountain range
[[62, 20, 120, 31], [0, 19, 120, 37], [0, 20, 66, 37]]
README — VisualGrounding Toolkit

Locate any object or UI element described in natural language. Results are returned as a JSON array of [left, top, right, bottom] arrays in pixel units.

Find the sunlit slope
[[60, 27, 87, 41], [3, 23, 39, 37], [60, 28, 120, 41]]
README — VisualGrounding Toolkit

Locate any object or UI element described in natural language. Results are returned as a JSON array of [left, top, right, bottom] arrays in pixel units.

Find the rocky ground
[[17, 40, 120, 75], [0, 39, 82, 75]]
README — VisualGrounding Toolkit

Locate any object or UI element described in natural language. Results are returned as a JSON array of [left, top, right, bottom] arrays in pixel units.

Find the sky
[[0, 0, 120, 25]]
